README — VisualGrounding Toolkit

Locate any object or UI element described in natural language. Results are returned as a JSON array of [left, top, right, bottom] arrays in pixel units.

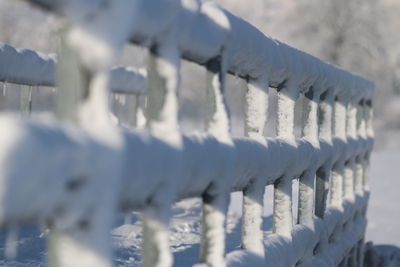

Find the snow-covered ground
[[0, 149, 398, 266], [366, 150, 400, 247]]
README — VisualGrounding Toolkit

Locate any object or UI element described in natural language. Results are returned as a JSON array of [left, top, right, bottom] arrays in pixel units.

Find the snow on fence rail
[[0, 43, 147, 94], [0, 0, 374, 266]]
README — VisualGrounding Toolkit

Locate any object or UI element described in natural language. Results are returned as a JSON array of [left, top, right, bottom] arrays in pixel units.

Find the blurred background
[[0, 0, 399, 264]]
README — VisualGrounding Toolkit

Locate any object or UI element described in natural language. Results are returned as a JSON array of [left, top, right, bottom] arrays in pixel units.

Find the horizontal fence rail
[[0, 0, 375, 266], [0, 43, 147, 94]]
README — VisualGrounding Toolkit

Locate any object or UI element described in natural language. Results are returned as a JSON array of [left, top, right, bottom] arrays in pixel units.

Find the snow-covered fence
[[0, 42, 146, 123], [0, 0, 374, 266], [0, 43, 146, 94]]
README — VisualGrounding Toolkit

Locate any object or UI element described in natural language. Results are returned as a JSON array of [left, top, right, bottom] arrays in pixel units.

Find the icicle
[[5, 226, 19, 260], [2, 82, 7, 97]]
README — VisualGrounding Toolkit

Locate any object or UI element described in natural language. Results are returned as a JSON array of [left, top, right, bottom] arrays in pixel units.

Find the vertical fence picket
[[20, 85, 32, 116], [199, 56, 232, 267], [330, 98, 347, 207], [273, 83, 299, 236], [47, 24, 124, 267], [54, 32, 81, 122], [241, 77, 269, 257], [142, 42, 182, 267], [298, 86, 321, 227], [47, 30, 87, 267], [344, 102, 357, 200], [315, 89, 334, 218], [363, 100, 374, 191], [354, 99, 367, 196]]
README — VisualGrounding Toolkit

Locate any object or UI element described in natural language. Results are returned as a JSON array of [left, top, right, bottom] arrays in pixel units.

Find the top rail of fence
[[24, 0, 373, 101]]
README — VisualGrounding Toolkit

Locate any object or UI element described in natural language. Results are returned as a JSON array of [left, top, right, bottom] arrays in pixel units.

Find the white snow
[[0, 43, 55, 86], [0, 112, 375, 266], [0, 43, 147, 95], [366, 150, 400, 247], [0, 0, 389, 266]]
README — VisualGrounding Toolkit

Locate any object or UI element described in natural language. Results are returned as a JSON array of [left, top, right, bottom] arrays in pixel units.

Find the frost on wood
[[244, 77, 269, 143], [241, 77, 269, 257], [241, 179, 265, 257], [273, 176, 293, 237], [276, 85, 298, 144]]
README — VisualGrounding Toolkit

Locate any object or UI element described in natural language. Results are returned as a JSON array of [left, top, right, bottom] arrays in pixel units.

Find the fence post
[[363, 100, 374, 191], [200, 56, 232, 267], [47, 26, 123, 267], [298, 86, 321, 227], [20, 86, 32, 116], [343, 96, 359, 266], [142, 42, 182, 267], [47, 31, 84, 267], [315, 89, 334, 218], [241, 77, 269, 257], [330, 97, 347, 207], [354, 99, 367, 196], [344, 102, 357, 200], [273, 82, 298, 236]]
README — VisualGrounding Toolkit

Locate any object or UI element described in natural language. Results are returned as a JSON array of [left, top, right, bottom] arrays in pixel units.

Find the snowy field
[[0, 149, 398, 266], [366, 150, 400, 247]]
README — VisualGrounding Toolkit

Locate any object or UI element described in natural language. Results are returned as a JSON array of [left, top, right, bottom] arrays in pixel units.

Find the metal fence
[[0, 0, 374, 266]]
